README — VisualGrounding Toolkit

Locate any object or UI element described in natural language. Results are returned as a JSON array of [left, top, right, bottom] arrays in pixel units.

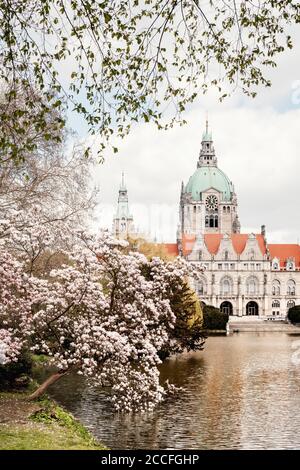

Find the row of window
[[197, 251, 258, 262], [272, 258, 295, 270], [205, 215, 218, 228], [196, 254, 296, 272], [188, 205, 235, 213], [216, 263, 262, 270], [272, 279, 295, 295], [198, 252, 295, 270], [196, 277, 297, 296], [217, 263, 236, 270], [272, 300, 295, 309]]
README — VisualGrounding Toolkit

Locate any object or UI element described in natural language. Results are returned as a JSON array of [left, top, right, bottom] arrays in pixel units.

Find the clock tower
[[178, 120, 240, 238]]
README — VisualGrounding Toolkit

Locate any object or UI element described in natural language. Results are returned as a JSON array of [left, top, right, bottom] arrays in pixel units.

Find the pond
[[45, 332, 300, 449]]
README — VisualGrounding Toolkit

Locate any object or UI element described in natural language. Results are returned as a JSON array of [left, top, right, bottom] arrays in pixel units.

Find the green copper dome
[[185, 166, 233, 201]]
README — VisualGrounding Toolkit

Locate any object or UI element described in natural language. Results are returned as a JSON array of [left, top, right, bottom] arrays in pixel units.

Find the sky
[[71, 29, 300, 244]]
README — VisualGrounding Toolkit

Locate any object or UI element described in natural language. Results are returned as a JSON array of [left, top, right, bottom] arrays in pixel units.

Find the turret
[[112, 173, 134, 239], [197, 118, 218, 168]]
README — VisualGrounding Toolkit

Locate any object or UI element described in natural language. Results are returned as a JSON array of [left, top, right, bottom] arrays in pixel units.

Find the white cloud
[[74, 23, 300, 245], [91, 105, 300, 244]]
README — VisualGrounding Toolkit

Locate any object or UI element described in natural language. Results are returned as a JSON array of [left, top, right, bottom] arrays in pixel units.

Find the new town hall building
[[113, 122, 300, 318]]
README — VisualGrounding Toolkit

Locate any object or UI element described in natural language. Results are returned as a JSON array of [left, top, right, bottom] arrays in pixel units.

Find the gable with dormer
[[239, 234, 266, 261], [268, 244, 300, 269], [186, 234, 212, 261], [213, 233, 238, 260]]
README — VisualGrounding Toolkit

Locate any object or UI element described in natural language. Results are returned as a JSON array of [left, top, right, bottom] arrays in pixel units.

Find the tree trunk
[[28, 370, 69, 401]]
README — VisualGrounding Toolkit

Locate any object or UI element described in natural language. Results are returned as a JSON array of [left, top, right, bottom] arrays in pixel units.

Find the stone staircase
[[227, 316, 300, 333]]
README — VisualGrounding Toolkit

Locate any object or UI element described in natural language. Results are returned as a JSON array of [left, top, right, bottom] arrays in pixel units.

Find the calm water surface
[[46, 333, 300, 449]]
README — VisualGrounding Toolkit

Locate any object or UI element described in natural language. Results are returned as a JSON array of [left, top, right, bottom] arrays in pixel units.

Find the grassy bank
[[0, 390, 107, 450]]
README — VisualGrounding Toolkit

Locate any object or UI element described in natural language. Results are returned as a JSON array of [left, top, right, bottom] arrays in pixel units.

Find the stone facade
[[174, 122, 300, 318]]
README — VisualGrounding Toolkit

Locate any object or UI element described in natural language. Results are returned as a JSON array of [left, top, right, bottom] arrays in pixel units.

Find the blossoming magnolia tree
[[0, 248, 32, 365], [0, 221, 204, 412]]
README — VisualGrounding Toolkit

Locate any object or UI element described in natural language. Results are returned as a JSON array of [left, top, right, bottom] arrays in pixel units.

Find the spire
[[120, 171, 126, 190], [198, 117, 217, 168], [202, 113, 212, 142]]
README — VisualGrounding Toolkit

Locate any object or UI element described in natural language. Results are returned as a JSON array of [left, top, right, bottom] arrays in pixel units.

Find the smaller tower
[[113, 173, 134, 239], [197, 118, 218, 168]]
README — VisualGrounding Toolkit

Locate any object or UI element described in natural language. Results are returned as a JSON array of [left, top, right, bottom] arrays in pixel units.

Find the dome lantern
[[198, 118, 217, 168]]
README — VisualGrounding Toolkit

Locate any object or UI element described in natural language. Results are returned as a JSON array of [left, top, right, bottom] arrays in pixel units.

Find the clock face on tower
[[205, 194, 218, 211]]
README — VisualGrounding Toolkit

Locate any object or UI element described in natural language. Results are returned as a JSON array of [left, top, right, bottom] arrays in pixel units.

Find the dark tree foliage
[[287, 305, 300, 324], [202, 304, 229, 330], [0, 350, 32, 390], [0, 1, 299, 162], [159, 281, 205, 360], [140, 261, 205, 360]]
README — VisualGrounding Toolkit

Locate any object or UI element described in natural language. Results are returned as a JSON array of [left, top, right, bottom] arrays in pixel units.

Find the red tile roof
[[164, 243, 179, 256], [256, 234, 267, 255], [268, 244, 300, 268], [230, 234, 248, 254], [203, 234, 222, 254], [163, 235, 299, 266], [182, 233, 266, 256], [230, 234, 266, 255], [182, 234, 196, 256]]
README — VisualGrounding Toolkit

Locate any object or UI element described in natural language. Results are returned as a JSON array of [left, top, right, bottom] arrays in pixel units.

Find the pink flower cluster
[[0, 329, 23, 365], [0, 214, 200, 411]]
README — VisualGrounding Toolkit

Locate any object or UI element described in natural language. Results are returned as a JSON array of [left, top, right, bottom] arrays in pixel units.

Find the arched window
[[287, 279, 296, 296], [246, 276, 258, 295], [272, 300, 280, 308], [223, 206, 226, 213], [227, 206, 230, 213], [199, 250, 202, 261], [209, 215, 218, 228], [287, 300, 295, 310], [220, 277, 233, 295], [205, 216, 209, 227], [286, 260, 295, 270], [220, 301, 233, 315], [196, 278, 206, 296], [272, 280, 280, 296], [197, 282, 204, 295], [224, 250, 229, 261], [121, 217, 126, 232], [272, 258, 280, 270]]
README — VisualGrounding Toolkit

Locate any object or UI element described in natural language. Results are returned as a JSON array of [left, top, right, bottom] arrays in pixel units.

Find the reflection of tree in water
[[45, 334, 300, 449]]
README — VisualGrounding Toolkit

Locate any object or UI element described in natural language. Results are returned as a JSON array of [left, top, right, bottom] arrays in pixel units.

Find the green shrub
[[287, 305, 300, 324], [202, 304, 229, 330], [158, 281, 205, 360], [0, 350, 33, 390]]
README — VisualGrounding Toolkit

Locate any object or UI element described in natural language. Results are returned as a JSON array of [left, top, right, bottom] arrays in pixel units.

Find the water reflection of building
[[165, 121, 300, 317]]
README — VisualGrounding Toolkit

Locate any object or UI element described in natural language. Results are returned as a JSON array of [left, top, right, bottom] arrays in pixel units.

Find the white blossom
[[0, 217, 199, 411]]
